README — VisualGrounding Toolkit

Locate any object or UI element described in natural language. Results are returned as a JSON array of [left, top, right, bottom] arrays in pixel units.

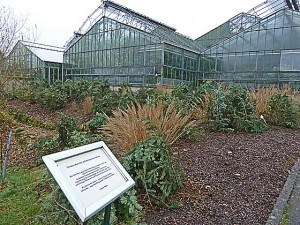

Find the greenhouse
[[4, 0, 300, 88], [4, 41, 64, 84], [63, 0, 201, 86], [198, 0, 300, 88]]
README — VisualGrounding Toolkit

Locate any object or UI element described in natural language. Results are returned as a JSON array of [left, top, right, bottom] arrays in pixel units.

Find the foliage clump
[[267, 93, 298, 128], [87, 112, 106, 133], [123, 133, 185, 205], [56, 113, 77, 147], [194, 84, 269, 132]]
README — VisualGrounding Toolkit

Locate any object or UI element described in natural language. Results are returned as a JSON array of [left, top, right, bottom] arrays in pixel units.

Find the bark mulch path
[[143, 128, 300, 225]]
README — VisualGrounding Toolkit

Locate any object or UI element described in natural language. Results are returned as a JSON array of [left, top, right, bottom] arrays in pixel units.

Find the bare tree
[[0, 6, 36, 94], [0, 6, 31, 55]]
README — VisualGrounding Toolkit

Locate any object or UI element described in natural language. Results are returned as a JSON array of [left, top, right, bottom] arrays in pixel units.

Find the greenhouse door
[[47, 67, 61, 84]]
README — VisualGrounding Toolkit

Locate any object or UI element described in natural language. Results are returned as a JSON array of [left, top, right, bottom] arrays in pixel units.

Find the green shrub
[[67, 131, 103, 148], [10, 85, 36, 102], [194, 81, 215, 101], [114, 189, 143, 224], [123, 134, 185, 205], [210, 85, 231, 132], [87, 112, 106, 133], [93, 91, 120, 115], [58, 79, 90, 102], [224, 86, 268, 132], [90, 80, 111, 98], [267, 93, 298, 128], [171, 83, 194, 103], [36, 87, 68, 110], [34, 136, 60, 155], [170, 84, 196, 114], [93, 91, 135, 116], [135, 87, 156, 105], [209, 86, 268, 132], [56, 114, 77, 147], [32, 80, 111, 111]]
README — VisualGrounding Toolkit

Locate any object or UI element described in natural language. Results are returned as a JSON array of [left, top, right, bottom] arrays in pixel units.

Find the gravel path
[[143, 128, 300, 225]]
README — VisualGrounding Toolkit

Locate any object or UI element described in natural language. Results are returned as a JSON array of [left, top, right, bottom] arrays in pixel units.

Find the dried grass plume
[[103, 100, 195, 155]]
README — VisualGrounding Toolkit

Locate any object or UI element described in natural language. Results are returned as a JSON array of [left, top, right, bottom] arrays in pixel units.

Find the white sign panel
[[42, 141, 135, 222]]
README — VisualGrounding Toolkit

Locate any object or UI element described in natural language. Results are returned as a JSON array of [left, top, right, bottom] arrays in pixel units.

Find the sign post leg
[[2, 131, 12, 184], [103, 204, 111, 225]]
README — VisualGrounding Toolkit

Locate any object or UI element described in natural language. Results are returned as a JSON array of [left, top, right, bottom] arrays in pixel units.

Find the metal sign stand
[[2, 131, 12, 184], [43, 141, 134, 224], [82, 204, 112, 225], [103, 204, 111, 225]]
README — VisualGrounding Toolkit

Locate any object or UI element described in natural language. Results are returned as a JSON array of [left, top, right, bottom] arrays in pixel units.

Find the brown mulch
[[6, 99, 93, 125], [3, 99, 93, 168], [142, 128, 300, 225]]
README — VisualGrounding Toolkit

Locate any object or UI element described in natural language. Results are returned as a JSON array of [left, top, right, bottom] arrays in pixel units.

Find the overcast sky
[[2, 0, 264, 47]]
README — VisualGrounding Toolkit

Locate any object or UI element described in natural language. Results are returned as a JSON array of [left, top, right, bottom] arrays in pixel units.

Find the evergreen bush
[[267, 93, 298, 128]]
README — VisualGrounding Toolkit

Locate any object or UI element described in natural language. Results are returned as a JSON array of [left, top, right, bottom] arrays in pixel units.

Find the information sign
[[42, 141, 135, 222]]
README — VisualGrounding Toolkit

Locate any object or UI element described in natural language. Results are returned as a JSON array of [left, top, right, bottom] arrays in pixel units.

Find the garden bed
[[142, 128, 300, 224], [3, 87, 300, 224]]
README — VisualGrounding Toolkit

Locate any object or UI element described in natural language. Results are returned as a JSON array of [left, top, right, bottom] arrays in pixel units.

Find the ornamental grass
[[103, 100, 195, 155], [249, 84, 295, 116]]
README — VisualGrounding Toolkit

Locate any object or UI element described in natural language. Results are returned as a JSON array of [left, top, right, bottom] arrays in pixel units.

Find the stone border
[[266, 158, 300, 225]]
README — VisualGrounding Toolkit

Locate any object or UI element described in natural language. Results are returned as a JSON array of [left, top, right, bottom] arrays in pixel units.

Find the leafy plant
[[194, 81, 215, 102], [169, 200, 180, 210], [36, 87, 68, 110], [67, 131, 103, 148], [93, 91, 119, 116], [89, 80, 110, 98], [171, 84, 195, 103], [208, 85, 268, 132], [87, 112, 106, 133], [114, 189, 143, 224], [57, 79, 90, 102], [9, 85, 36, 102], [267, 93, 298, 128], [210, 85, 232, 132], [135, 87, 156, 105], [33, 136, 60, 165], [56, 114, 77, 147], [122, 134, 185, 205]]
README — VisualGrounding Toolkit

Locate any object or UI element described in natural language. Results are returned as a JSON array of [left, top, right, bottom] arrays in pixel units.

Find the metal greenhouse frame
[[63, 0, 202, 86], [199, 0, 300, 89]]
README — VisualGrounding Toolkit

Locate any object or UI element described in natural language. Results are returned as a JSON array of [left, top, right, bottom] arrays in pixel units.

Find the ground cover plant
[[1, 80, 300, 224]]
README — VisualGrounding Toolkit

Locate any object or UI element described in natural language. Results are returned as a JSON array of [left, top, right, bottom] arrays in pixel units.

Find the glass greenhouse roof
[[196, 0, 293, 50], [65, 0, 202, 53], [203, 8, 300, 54], [21, 41, 64, 63]]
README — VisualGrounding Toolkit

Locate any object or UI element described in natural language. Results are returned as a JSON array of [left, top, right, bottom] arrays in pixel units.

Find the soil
[[3, 100, 300, 225], [143, 129, 300, 225]]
